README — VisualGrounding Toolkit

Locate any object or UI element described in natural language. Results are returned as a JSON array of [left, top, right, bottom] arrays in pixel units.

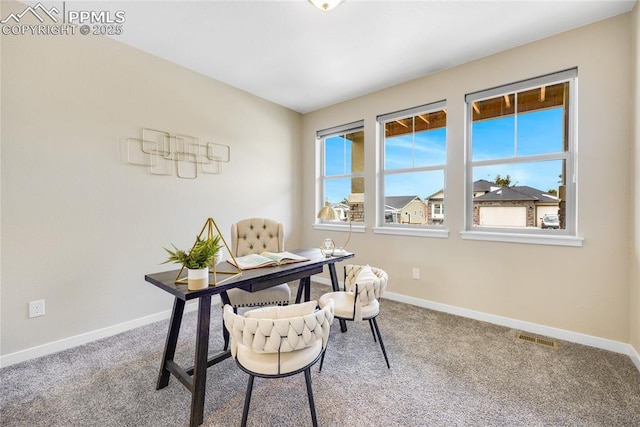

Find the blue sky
[[471, 108, 564, 192], [384, 127, 446, 198], [324, 107, 564, 203]]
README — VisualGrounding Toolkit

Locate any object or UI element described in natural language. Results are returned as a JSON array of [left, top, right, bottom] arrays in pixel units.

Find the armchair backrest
[[344, 264, 388, 321], [231, 218, 284, 257], [344, 264, 388, 301], [223, 301, 334, 358]]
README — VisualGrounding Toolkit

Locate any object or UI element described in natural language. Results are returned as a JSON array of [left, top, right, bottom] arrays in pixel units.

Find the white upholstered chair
[[223, 301, 334, 427], [227, 218, 291, 309], [318, 264, 390, 369]]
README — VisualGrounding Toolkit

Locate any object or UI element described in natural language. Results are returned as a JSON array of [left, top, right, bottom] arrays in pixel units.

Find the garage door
[[479, 207, 526, 227]]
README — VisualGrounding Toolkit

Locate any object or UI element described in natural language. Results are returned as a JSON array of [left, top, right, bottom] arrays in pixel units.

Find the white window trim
[[460, 230, 583, 247], [315, 120, 365, 227], [373, 226, 449, 239], [312, 223, 367, 233], [464, 68, 580, 245], [432, 203, 444, 217], [377, 100, 448, 236]]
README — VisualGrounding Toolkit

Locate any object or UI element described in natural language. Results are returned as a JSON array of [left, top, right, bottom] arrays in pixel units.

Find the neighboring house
[[473, 185, 560, 227], [384, 195, 428, 224], [425, 189, 444, 225], [329, 202, 350, 221], [347, 192, 365, 222], [424, 180, 560, 227], [328, 192, 365, 223], [473, 179, 499, 197]]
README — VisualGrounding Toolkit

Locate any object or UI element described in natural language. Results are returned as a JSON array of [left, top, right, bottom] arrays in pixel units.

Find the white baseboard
[[0, 295, 222, 368], [2, 286, 638, 374], [314, 277, 640, 372], [631, 345, 640, 372]]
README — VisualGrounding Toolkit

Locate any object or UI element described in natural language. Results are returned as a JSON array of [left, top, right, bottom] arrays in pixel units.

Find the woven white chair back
[[344, 264, 388, 307], [223, 302, 334, 357]]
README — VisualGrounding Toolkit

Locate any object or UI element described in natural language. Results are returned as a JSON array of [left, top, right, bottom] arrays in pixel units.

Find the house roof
[[329, 203, 349, 210], [474, 179, 498, 192], [425, 189, 444, 200], [385, 195, 423, 210], [474, 186, 559, 203], [427, 179, 497, 201], [510, 186, 559, 203]]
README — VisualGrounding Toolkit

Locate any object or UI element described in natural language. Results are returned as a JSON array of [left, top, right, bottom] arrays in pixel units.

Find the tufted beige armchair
[[318, 264, 390, 369], [227, 218, 292, 308], [223, 300, 334, 427]]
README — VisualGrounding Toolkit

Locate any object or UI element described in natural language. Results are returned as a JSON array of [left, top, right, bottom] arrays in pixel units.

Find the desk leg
[[303, 276, 311, 302], [190, 295, 211, 427], [157, 297, 185, 389], [295, 277, 312, 303], [328, 263, 340, 292], [295, 279, 304, 304], [328, 263, 348, 333]]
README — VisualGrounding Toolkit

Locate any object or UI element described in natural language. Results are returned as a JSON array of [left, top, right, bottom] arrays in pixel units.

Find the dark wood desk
[[145, 247, 353, 427]]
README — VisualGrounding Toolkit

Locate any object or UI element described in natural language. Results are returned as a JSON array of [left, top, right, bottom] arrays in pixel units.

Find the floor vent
[[516, 332, 558, 348]]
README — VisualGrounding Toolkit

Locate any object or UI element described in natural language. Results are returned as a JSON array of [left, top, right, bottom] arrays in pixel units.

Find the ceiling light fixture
[[308, 0, 344, 11]]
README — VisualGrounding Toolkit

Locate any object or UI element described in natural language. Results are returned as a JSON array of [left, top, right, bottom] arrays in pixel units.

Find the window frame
[[432, 203, 443, 218], [314, 120, 366, 233], [373, 100, 449, 239], [461, 68, 583, 247]]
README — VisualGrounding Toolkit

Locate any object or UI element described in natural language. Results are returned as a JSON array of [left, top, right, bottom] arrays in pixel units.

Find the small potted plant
[[163, 235, 222, 290]]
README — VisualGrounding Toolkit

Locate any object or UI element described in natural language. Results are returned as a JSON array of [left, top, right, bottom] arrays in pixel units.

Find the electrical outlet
[[412, 268, 420, 280], [28, 300, 45, 318]]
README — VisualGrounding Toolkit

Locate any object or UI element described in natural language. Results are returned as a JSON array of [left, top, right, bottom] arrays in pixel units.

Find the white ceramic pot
[[187, 267, 209, 291]]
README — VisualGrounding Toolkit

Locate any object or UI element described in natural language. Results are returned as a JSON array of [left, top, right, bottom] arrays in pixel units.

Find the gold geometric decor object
[[174, 217, 242, 286], [126, 128, 230, 179]]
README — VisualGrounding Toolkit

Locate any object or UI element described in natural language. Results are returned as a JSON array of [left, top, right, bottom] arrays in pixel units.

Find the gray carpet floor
[[1, 284, 639, 426]]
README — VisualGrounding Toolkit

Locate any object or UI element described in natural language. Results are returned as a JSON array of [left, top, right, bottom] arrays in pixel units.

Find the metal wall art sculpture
[[127, 128, 230, 179]]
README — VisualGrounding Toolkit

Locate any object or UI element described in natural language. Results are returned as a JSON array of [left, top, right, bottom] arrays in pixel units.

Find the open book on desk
[[227, 251, 309, 270]]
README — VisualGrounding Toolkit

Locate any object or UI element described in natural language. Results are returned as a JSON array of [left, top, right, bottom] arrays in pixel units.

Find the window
[[316, 121, 365, 225], [432, 203, 444, 218], [463, 69, 581, 246], [377, 101, 447, 232]]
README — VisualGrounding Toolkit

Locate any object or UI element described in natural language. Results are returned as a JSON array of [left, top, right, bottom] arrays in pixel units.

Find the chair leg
[[304, 368, 318, 427], [223, 327, 230, 351], [371, 317, 390, 369], [339, 319, 348, 333], [368, 319, 377, 342], [319, 349, 326, 372], [241, 375, 255, 427]]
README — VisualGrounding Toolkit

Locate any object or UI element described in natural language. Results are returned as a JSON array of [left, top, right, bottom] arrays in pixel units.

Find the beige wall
[[303, 13, 635, 343], [631, 2, 639, 354], [1, 1, 638, 363], [0, 1, 301, 356]]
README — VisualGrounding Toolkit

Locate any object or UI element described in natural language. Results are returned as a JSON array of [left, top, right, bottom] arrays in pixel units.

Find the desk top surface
[[145, 247, 354, 300]]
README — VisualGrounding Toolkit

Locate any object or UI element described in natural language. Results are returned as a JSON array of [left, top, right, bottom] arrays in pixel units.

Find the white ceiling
[[88, 0, 636, 113]]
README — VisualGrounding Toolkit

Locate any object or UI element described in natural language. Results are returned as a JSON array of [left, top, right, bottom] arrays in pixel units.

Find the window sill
[[312, 223, 366, 233], [460, 230, 583, 247], [373, 226, 449, 239]]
